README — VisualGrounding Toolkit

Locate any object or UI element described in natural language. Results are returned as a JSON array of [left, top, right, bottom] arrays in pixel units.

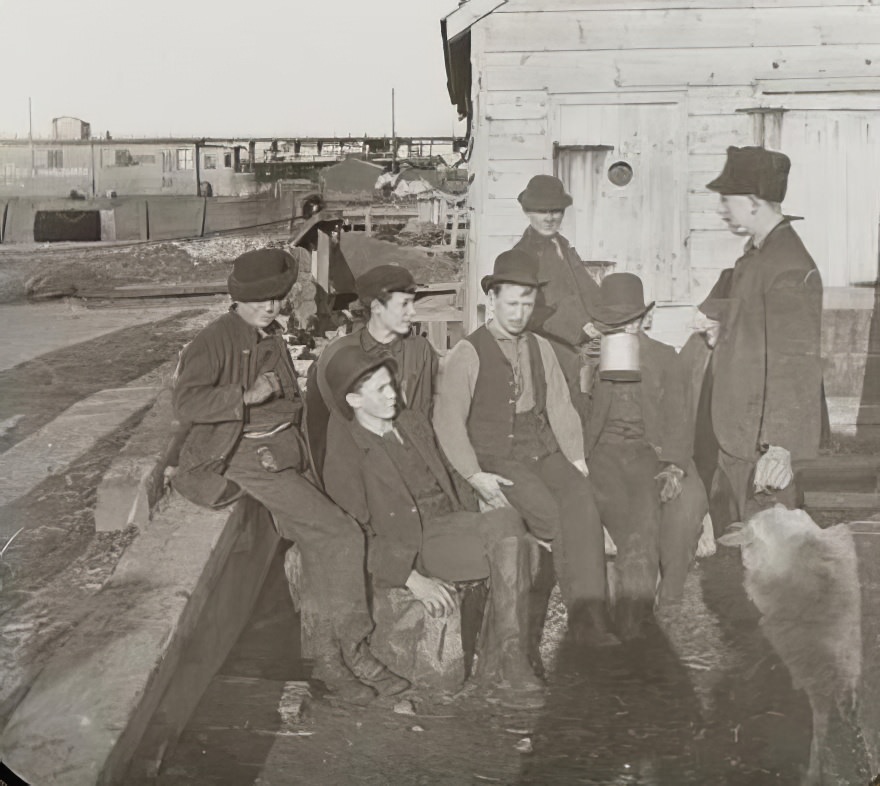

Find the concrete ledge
[[94, 383, 184, 533], [0, 492, 280, 785]]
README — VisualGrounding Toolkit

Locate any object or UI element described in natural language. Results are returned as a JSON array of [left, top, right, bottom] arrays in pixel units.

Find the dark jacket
[[709, 221, 824, 461], [515, 226, 601, 348], [584, 333, 690, 468], [323, 408, 478, 588], [305, 328, 438, 483], [171, 310, 302, 507]]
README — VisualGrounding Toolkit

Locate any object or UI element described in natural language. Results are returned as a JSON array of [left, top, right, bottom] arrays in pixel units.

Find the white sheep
[[719, 505, 865, 785]]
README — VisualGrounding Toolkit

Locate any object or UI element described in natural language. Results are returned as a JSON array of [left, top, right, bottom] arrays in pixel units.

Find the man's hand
[[655, 464, 685, 503], [243, 371, 281, 405], [572, 458, 589, 478], [754, 445, 793, 492], [468, 472, 514, 510], [692, 313, 721, 348], [405, 571, 457, 618], [583, 322, 602, 340]]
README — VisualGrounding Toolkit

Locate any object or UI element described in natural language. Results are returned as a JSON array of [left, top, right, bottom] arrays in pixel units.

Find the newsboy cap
[[355, 264, 417, 306], [481, 249, 548, 294], [706, 146, 791, 203], [518, 175, 573, 212], [324, 345, 398, 419], [227, 248, 298, 302]]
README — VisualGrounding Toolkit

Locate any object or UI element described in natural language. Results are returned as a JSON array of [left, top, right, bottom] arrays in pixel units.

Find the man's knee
[[481, 507, 527, 540]]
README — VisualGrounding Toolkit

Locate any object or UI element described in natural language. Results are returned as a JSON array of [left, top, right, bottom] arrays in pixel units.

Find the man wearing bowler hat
[[322, 346, 544, 707], [695, 146, 825, 530], [306, 264, 438, 481], [434, 249, 618, 660], [513, 175, 602, 402], [583, 273, 708, 636], [172, 248, 409, 704]]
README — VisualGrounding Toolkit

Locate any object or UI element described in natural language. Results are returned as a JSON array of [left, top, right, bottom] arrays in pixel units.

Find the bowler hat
[[706, 146, 791, 203], [324, 345, 398, 419], [355, 264, 417, 306], [591, 273, 655, 328], [481, 249, 548, 294], [228, 248, 298, 302], [518, 175, 573, 212]]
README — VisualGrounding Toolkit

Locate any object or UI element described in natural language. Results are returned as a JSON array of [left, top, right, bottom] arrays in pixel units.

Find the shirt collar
[[361, 327, 403, 353], [487, 319, 525, 343]]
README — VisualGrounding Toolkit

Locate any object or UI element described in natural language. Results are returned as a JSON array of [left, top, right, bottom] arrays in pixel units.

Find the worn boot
[[341, 639, 411, 698], [477, 536, 545, 709], [567, 599, 621, 648], [614, 596, 657, 641], [526, 546, 556, 679], [308, 619, 376, 705]]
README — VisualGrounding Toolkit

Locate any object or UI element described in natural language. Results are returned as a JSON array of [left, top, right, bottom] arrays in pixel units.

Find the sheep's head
[[718, 505, 821, 576]]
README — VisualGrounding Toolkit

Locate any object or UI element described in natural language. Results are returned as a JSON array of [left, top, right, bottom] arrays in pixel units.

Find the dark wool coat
[[171, 310, 301, 507], [305, 328, 438, 483], [515, 226, 601, 349], [323, 409, 478, 588], [583, 333, 691, 468], [708, 221, 824, 461]]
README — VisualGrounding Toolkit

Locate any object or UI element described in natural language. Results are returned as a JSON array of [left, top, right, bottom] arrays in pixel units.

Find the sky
[[0, 0, 466, 140]]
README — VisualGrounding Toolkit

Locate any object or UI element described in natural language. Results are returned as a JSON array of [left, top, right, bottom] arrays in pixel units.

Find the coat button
[[411, 507, 417, 513], [508, 434, 515, 439]]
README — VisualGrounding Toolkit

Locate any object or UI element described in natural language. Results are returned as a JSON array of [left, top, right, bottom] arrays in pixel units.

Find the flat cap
[[355, 264, 417, 306], [706, 146, 791, 203]]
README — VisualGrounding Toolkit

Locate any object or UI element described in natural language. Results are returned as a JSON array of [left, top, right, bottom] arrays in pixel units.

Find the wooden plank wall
[[461, 0, 880, 329]]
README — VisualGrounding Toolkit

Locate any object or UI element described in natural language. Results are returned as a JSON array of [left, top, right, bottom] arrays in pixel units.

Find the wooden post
[[365, 205, 372, 237], [315, 228, 330, 292], [449, 207, 459, 250]]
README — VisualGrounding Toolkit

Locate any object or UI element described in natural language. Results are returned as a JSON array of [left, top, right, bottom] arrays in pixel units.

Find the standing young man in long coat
[[696, 146, 825, 528]]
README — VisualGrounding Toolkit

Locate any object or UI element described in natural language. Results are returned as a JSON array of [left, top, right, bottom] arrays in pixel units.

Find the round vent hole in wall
[[607, 161, 633, 187]]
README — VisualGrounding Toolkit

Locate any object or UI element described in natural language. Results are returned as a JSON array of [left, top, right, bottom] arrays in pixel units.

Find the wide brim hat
[[227, 248, 298, 302], [324, 345, 399, 419], [592, 272, 655, 328], [706, 146, 791, 203], [517, 174, 573, 212], [481, 248, 548, 294]]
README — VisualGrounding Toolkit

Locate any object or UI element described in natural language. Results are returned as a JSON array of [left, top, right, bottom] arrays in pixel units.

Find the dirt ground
[[0, 229, 463, 305]]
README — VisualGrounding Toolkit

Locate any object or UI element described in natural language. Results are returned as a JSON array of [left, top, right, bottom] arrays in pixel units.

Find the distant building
[[0, 131, 256, 198]]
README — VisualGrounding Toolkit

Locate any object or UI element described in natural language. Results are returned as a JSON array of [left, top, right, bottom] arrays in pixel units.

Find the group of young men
[[170, 145, 825, 706]]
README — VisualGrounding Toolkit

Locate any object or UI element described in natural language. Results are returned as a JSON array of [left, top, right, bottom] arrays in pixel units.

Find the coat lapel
[[397, 411, 460, 508], [347, 420, 411, 501]]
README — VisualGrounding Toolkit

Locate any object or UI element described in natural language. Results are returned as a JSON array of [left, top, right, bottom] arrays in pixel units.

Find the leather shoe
[[342, 641, 411, 697]]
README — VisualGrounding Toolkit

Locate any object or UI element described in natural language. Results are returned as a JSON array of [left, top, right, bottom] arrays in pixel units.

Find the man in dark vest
[[513, 175, 602, 404], [322, 346, 543, 707], [583, 273, 708, 636], [306, 264, 437, 481], [694, 146, 825, 530], [172, 249, 409, 704], [434, 249, 618, 659]]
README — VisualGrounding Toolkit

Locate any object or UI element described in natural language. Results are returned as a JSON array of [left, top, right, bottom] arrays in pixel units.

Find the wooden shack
[[441, 0, 880, 433]]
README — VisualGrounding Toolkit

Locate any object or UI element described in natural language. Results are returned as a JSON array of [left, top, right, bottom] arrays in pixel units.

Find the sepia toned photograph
[[0, 1, 878, 784]]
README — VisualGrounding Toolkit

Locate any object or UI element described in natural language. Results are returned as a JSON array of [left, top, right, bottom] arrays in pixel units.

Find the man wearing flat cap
[[583, 273, 708, 635], [322, 345, 544, 706], [172, 248, 409, 704], [513, 175, 602, 404], [694, 146, 825, 529], [306, 263, 438, 480], [434, 249, 619, 661]]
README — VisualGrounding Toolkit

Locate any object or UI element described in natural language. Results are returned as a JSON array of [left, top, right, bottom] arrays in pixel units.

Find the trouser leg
[[589, 441, 661, 639], [226, 443, 373, 647], [658, 460, 708, 606]]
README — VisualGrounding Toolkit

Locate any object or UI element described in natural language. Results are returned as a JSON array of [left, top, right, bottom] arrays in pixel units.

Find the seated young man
[[321, 345, 543, 705], [171, 248, 409, 704], [433, 250, 618, 658], [583, 273, 708, 636]]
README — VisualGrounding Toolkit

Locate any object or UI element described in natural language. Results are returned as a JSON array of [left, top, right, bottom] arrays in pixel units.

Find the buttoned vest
[[465, 326, 556, 459]]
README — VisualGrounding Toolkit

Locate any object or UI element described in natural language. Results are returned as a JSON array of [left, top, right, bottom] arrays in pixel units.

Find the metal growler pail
[[599, 332, 641, 382]]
